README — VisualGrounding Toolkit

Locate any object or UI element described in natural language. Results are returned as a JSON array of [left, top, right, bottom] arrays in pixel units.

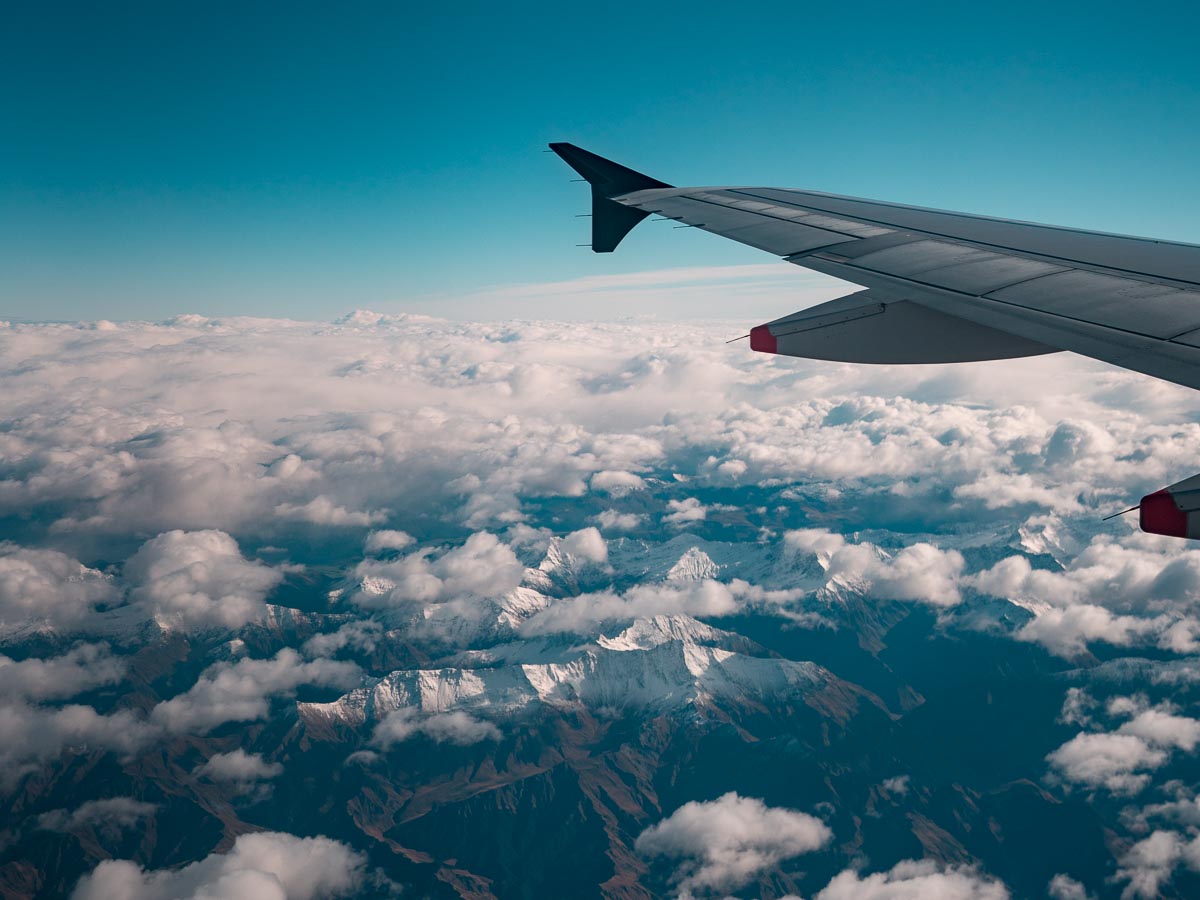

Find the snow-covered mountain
[[299, 614, 859, 729]]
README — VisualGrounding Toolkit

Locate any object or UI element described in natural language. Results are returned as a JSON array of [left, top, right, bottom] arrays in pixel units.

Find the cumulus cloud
[[590, 470, 646, 497], [522, 580, 738, 635], [561, 527, 608, 564], [124, 530, 283, 629], [1113, 830, 1200, 899], [351, 532, 525, 608], [635, 792, 831, 894], [196, 749, 283, 783], [151, 649, 359, 734], [786, 530, 965, 607], [71, 831, 366, 900], [363, 529, 415, 554], [38, 797, 156, 834], [275, 496, 387, 527], [594, 509, 644, 531], [1047, 698, 1200, 795], [301, 620, 382, 658], [0, 546, 116, 628], [814, 859, 1010, 899], [1047, 873, 1093, 900], [969, 539, 1200, 656], [1118, 706, 1200, 751], [1016, 604, 1158, 658], [0, 702, 157, 783], [371, 707, 500, 747], [664, 498, 707, 527], [0, 643, 124, 700], [1046, 733, 1167, 795]]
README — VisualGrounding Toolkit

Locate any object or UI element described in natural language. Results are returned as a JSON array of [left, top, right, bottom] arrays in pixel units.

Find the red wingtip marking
[[750, 324, 777, 354], [1140, 489, 1188, 538]]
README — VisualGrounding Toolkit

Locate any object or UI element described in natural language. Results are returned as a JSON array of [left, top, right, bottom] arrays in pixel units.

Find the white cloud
[[0, 546, 116, 628], [1112, 830, 1200, 899], [1046, 699, 1200, 796], [71, 831, 365, 900], [1015, 604, 1157, 658], [0, 702, 157, 783], [1059, 688, 1096, 727], [0, 643, 124, 700], [635, 792, 831, 894], [664, 498, 707, 527], [363, 529, 415, 554], [590, 470, 646, 497], [38, 797, 156, 833], [1046, 733, 1167, 795], [0, 315, 1192, 560], [561, 526, 608, 564], [151, 649, 359, 734], [814, 859, 1010, 899], [371, 707, 500, 747], [522, 580, 738, 635], [970, 539, 1200, 656], [124, 530, 283, 630], [1118, 707, 1200, 751], [594, 509, 644, 531], [785, 530, 965, 607], [275, 496, 387, 527], [196, 749, 283, 783], [301, 620, 382, 658], [452, 263, 835, 320], [1047, 874, 1093, 900], [351, 532, 525, 608], [868, 543, 965, 607]]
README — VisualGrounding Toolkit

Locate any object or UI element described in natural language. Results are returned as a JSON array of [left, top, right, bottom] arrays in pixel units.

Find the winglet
[[549, 143, 672, 252]]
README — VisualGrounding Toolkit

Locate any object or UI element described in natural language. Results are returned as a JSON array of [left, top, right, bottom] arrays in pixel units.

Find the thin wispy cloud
[[433, 263, 856, 320]]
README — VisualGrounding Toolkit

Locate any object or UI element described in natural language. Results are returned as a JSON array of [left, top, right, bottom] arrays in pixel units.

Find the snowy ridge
[[300, 614, 828, 727], [596, 615, 735, 651], [411, 587, 552, 647]]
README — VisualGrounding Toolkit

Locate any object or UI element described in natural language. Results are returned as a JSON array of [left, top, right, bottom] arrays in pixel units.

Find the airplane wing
[[550, 142, 1200, 392]]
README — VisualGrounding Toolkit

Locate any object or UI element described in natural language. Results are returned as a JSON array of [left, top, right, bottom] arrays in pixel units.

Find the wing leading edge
[[550, 142, 1200, 392]]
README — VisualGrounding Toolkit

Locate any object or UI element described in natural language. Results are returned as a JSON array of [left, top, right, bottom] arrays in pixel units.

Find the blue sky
[[3, 1, 1199, 321]]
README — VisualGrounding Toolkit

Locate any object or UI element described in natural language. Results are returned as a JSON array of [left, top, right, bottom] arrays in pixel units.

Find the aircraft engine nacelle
[[1140, 474, 1200, 539]]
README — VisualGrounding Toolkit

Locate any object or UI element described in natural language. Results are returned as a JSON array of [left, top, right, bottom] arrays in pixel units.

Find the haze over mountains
[[3, 311, 1200, 898]]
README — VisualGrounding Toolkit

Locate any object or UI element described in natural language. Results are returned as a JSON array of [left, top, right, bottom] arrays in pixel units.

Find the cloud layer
[[1, 314, 1200, 896]]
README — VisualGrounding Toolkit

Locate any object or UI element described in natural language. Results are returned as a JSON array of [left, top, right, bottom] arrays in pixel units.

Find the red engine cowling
[[1140, 474, 1200, 539]]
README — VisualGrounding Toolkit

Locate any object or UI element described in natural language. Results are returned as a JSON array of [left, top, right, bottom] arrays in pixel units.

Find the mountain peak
[[666, 547, 720, 582]]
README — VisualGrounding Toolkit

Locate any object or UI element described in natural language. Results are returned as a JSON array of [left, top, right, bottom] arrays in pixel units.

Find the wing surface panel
[[726, 187, 1200, 285]]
